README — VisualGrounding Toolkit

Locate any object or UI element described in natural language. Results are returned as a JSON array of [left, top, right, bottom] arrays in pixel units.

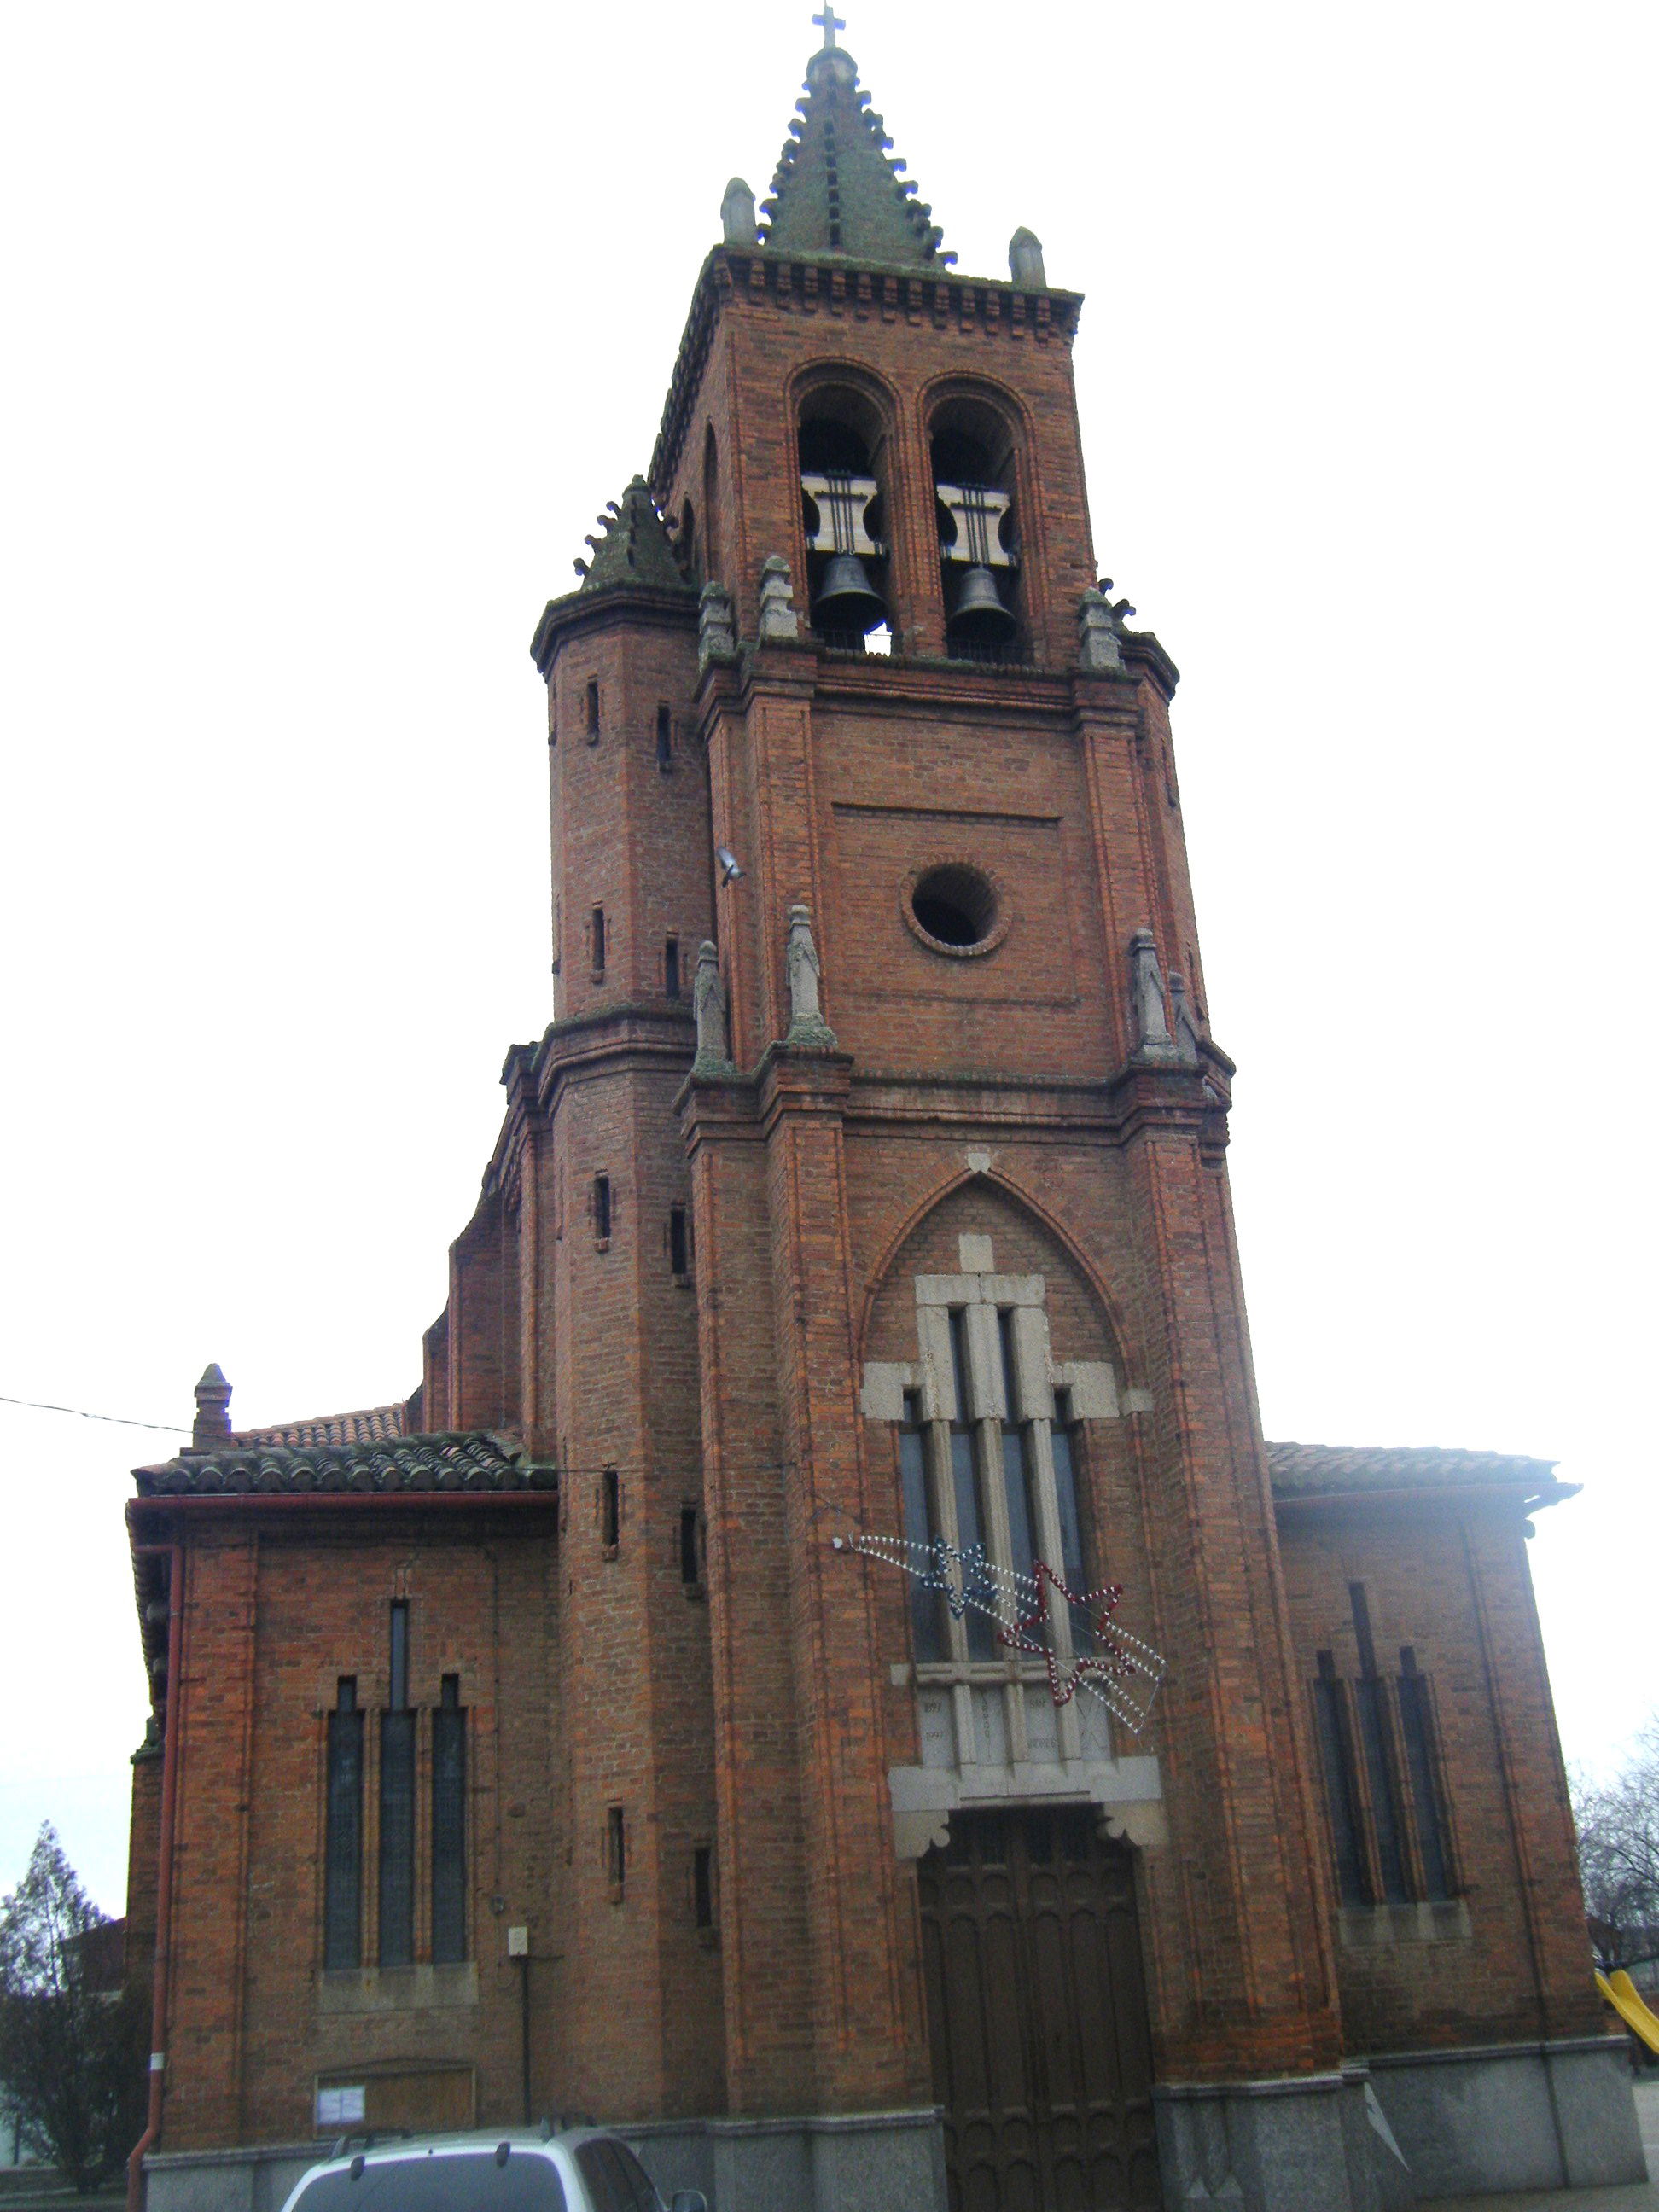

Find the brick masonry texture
[[124, 91, 1604, 2178]]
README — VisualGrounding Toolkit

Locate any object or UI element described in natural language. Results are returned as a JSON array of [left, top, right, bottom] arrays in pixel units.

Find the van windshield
[[294, 2150, 568, 2210]]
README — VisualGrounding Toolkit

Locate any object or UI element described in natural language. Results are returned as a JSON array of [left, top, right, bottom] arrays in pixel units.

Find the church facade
[[124, 21, 1642, 2212]]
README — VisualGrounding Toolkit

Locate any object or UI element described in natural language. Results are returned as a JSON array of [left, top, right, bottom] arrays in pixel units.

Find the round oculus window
[[905, 863, 1005, 957]]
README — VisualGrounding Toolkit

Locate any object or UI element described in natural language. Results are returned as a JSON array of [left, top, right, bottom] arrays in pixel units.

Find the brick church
[[123, 17, 1642, 2212]]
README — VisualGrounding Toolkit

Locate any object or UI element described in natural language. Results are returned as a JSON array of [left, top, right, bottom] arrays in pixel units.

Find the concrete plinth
[[1366, 2036, 1646, 2198], [142, 2109, 946, 2212]]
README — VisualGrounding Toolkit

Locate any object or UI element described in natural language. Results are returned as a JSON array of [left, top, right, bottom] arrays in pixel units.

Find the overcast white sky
[[1, 0, 1654, 1914]]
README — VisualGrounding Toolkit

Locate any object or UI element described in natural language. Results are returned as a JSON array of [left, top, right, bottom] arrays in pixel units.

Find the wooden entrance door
[[917, 1807, 1161, 2212]]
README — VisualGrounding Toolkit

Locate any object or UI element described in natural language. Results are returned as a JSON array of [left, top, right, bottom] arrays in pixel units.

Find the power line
[[0, 1392, 189, 1436]]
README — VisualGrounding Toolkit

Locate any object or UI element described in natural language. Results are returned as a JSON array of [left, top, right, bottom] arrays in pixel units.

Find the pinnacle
[[757, 21, 952, 269], [573, 477, 693, 595]]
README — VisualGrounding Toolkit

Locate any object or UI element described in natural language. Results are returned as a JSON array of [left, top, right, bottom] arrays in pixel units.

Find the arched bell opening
[[798, 388, 894, 654], [929, 396, 1026, 664]]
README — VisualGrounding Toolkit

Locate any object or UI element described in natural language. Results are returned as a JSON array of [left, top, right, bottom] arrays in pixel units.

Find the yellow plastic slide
[[1598, 1967, 1659, 2056]]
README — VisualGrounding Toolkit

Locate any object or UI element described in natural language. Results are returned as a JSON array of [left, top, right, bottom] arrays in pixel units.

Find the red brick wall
[[1278, 1500, 1603, 2054]]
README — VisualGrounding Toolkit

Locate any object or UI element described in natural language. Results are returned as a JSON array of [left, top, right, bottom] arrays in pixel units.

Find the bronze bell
[[949, 562, 1017, 644], [812, 552, 888, 636]]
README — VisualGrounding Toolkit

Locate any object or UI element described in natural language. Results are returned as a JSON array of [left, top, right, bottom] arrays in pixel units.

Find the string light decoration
[[832, 1533, 1165, 1735]]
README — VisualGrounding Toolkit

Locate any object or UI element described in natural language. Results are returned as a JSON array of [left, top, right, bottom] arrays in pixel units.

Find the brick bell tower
[[527, 13, 1351, 2211]]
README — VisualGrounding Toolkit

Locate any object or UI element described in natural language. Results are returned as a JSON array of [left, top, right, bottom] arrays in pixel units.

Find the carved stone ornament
[[1168, 969, 1202, 1066], [691, 941, 736, 1075], [784, 904, 838, 1048], [1129, 928, 1179, 1062], [757, 553, 800, 642], [1077, 587, 1124, 671], [721, 176, 758, 247], [698, 581, 736, 671]]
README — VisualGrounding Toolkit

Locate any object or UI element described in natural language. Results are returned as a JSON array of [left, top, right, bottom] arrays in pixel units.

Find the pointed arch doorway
[[917, 1807, 1162, 2212]]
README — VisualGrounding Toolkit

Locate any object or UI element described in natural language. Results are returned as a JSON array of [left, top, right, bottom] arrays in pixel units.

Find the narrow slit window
[[899, 1389, 943, 1662], [1399, 1649, 1452, 1901], [1350, 1584, 1408, 1902], [1048, 1388, 1088, 1593], [692, 1844, 715, 1930], [655, 703, 673, 771], [591, 905, 606, 978], [602, 1467, 620, 1551], [431, 1675, 467, 1964], [323, 1678, 363, 1970], [669, 1205, 690, 1277], [665, 935, 681, 1000], [997, 1310, 1039, 1586], [379, 1605, 415, 1966], [585, 678, 600, 740], [593, 1173, 612, 1242], [1313, 1653, 1367, 1906], [946, 1308, 994, 1660], [679, 1505, 701, 1586], [606, 1805, 626, 1893]]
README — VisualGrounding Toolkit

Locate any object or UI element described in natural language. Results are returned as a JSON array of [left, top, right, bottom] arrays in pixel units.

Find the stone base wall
[[1365, 2034, 1646, 2197], [143, 2110, 946, 2212]]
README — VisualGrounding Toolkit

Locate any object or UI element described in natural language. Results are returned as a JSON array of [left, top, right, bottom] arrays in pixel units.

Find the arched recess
[[789, 360, 902, 653], [918, 372, 1043, 663], [858, 1166, 1134, 1385], [701, 423, 722, 585]]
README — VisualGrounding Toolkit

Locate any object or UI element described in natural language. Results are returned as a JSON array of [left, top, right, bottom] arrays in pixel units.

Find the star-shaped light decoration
[[995, 1559, 1136, 1708]]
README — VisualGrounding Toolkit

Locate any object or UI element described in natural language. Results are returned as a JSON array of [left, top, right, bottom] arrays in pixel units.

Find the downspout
[[127, 1541, 183, 2212]]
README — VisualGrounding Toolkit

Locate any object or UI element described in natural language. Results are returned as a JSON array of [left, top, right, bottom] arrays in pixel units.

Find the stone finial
[[192, 1362, 232, 1451], [1078, 589, 1123, 671], [722, 178, 759, 247], [784, 904, 838, 1048], [1168, 970, 1202, 1066], [757, 554, 800, 642], [1009, 226, 1047, 288], [698, 580, 736, 671], [691, 942, 736, 1075], [1128, 929, 1179, 1062]]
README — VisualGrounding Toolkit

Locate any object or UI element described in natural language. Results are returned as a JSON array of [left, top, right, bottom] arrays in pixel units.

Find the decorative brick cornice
[[649, 247, 1086, 502], [530, 579, 699, 680]]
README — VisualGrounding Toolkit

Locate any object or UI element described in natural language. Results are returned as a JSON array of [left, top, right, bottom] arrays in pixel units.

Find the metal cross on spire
[[813, 6, 845, 49]]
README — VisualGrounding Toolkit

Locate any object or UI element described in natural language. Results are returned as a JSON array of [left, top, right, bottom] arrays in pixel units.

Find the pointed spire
[[758, 13, 953, 268], [574, 477, 694, 595]]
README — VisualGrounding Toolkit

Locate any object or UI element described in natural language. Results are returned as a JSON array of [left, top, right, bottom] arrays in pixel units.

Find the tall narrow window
[[431, 1674, 467, 1965], [679, 1505, 701, 1587], [592, 1173, 612, 1243], [585, 678, 600, 741], [1047, 1388, 1088, 1593], [664, 935, 681, 1000], [379, 1605, 415, 1966], [591, 905, 606, 979], [1350, 1584, 1407, 1903], [602, 1467, 620, 1551], [898, 1389, 943, 1661], [1399, 1649, 1452, 1901], [947, 1309, 994, 1658], [324, 1678, 363, 1970], [997, 1310, 1039, 1586], [1313, 1652, 1367, 1906], [655, 703, 673, 771], [692, 1844, 715, 1930], [669, 1205, 690, 1278], [606, 1805, 626, 1895]]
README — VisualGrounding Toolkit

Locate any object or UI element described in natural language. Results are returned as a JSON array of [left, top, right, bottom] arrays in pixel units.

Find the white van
[[279, 2128, 709, 2212]]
